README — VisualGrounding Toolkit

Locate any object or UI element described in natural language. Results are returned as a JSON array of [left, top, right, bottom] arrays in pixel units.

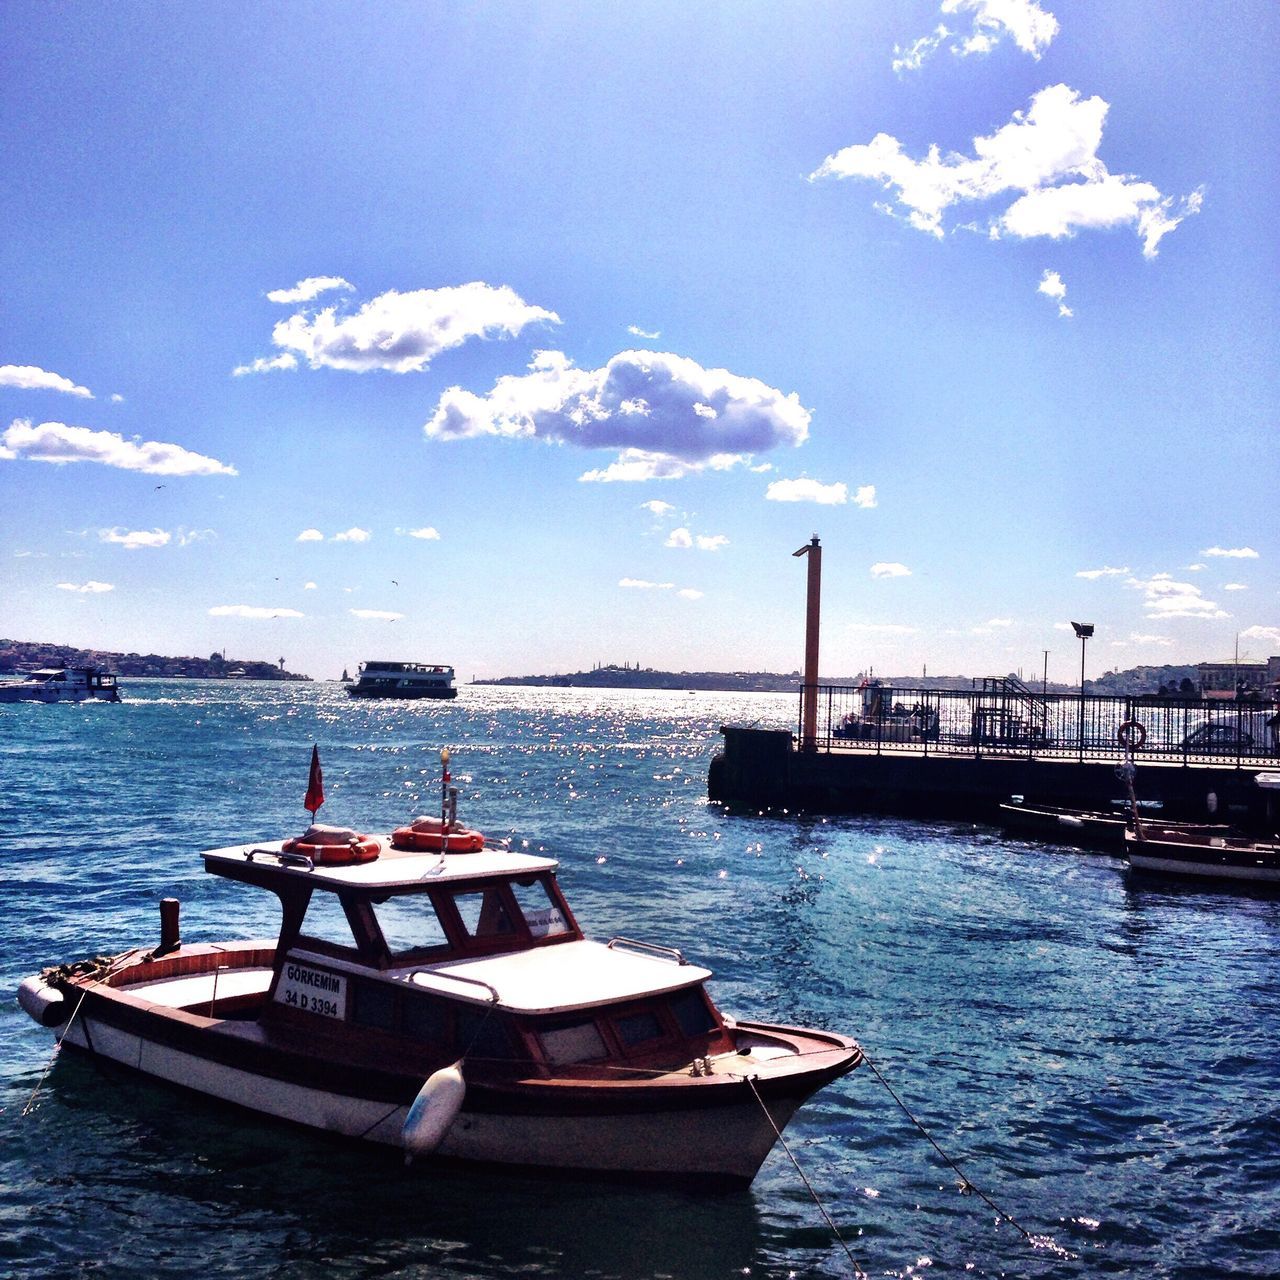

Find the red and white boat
[[18, 765, 860, 1186]]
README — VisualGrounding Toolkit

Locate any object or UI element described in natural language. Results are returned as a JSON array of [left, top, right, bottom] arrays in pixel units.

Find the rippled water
[[3, 682, 1279, 1279]]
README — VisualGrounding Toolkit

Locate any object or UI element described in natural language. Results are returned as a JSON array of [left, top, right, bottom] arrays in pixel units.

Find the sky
[[2, 1, 1276, 683]]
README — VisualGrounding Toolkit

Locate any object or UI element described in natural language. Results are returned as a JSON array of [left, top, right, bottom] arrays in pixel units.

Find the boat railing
[[409, 969, 501, 1003], [245, 847, 315, 871], [607, 937, 689, 966]]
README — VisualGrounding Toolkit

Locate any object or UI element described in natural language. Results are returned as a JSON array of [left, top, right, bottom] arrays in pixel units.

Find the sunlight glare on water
[[2, 681, 1279, 1279]]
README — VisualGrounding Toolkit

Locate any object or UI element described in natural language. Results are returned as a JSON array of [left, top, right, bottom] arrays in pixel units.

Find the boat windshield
[[366, 874, 572, 961]]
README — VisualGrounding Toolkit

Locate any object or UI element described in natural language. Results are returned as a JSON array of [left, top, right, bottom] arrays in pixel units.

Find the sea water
[[2, 681, 1278, 1280]]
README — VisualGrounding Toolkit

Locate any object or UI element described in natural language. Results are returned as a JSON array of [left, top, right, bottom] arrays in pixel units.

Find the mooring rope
[[860, 1050, 1074, 1259], [20, 949, 142, 1117], [742, 1074, 868, 1280]]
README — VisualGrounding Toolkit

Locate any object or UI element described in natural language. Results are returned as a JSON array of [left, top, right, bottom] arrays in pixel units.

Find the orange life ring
[[1117, 720, 1147, 750], [391, 816, 485, 853], [282, 825, 381, 865]]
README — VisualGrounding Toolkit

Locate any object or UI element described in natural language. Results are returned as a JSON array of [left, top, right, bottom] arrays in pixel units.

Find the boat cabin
[[203, 840, 731, 1078]]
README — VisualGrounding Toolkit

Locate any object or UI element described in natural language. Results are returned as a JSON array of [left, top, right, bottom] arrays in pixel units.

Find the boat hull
[[1126, 838, 1280, 885], [345, 687, 458, 700], [24, 956, 858, 1187]]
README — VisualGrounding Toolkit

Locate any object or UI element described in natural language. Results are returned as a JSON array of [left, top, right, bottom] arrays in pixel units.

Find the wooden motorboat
[[1123, 824, 1280, 885], [997, 799, 1228, 851], [17, 772, 859, 1186]]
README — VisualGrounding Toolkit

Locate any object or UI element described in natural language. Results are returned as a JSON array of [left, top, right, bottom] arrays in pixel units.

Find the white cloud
[[304, 581, 317, 590], [853, 484, 878, 509], [56, 580, 113, 593], [640, 500, 675, 517], [232, 353, 298, 377], [332, 527, 372, 543], [812, 84, 1202, 258], [1126, 573, 1228, 620], [269, 283, 559, 374], [297, 528, 324, 542], [1223, 583, 1248, 591], [696, 534, 728, 551], [1076, 565, 1130, 579], [209, 604, 304, 619], [266, 276, 355, 305], [677, 588, 704, 600], [628, 325, 661, 340], [399, 526, 441, 540], [871, 562, 912, 579], [665, 527, 693, 549], [892, 24, 950, 74], [110, 393, 124, 403], [619, 578, 674, 590], [176, 528, 215, 547], [1241, 625, 1280, 645], [1186, 563, 1206, 571], [847, 622, 919, 635], [1129, 633, 1174, 646], [349, 608, 403, 621], [0, 364, 93, 398], [100, 527, 171, 551], [0, 420, 236, 476], [428, 349, 809, 483], [1037, 269, 1072, 318], [765, 477, 848, 505], [895, 1, 1058, 71], [1201, 545, 1258, 559]]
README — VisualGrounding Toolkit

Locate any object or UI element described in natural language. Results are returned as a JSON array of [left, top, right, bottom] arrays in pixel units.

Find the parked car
[[1179, 723, 1254, 751]]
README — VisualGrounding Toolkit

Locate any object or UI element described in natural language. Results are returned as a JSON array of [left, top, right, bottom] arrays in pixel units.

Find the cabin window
[[370, 894, 450, 956], [613, 1009, 664, 1048], [453, 889, 515, 940], [351, 981, 396, 1033], [297, 891, 361, 954], [403, 995, 449, 1045], [508, 876, 570, 938], [539, 1019, 607, 1065], [670, 987, 717, 1037], [456, 1006, 520, 1060]]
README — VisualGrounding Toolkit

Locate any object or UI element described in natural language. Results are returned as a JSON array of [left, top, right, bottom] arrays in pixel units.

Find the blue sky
[[2, 1, 1275, 683]]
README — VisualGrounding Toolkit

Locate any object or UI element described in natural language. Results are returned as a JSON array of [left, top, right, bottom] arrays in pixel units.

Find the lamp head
[[1070, 621, 1094, 640]]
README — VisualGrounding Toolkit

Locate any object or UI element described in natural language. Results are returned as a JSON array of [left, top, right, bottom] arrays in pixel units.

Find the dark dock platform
[[709, 682, 1280, 835]]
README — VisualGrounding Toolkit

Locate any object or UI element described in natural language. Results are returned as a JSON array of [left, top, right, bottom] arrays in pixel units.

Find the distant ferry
[[346, 661, 457, 700], [0, 666, 121, 704]]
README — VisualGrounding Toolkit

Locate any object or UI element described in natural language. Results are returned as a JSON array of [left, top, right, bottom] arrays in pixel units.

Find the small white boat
[[17, 764, 859, 1185], [346, 661, 457, 700], [0, 666, 121, 704]]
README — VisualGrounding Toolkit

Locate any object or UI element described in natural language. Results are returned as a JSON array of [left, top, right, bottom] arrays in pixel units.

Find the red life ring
[[391, 816, 485, 853], [282, 825, 381, 865], [1117, 720, 1147, 750]]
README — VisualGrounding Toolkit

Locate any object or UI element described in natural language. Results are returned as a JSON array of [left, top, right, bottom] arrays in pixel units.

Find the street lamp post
[[1071, 622, 1093, 757]]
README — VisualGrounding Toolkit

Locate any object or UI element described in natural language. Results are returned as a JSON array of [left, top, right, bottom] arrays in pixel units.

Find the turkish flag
[[304, 744, 325, 814]]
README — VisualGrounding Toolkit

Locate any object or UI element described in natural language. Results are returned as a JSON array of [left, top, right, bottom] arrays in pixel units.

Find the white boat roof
[[393, 938, 711, 1013], [203, 837, 558, 889]]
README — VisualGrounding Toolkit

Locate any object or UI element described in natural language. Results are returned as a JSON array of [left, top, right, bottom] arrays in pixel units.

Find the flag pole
[[440, 747, 450, 856]]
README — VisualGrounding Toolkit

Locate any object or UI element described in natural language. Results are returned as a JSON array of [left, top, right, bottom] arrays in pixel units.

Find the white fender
[[18, 975, 68, 1028], [402, 1061, 466, 1161]]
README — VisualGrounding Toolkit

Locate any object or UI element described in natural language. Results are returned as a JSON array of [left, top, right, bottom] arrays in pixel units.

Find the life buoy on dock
[[1117, 720, 1147, 750], [282, 825, 381, 865], [391, 816, 485, 853]]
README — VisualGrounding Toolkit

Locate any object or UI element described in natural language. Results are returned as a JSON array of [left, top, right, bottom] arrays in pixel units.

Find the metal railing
[[804, 682, 1280, 764]]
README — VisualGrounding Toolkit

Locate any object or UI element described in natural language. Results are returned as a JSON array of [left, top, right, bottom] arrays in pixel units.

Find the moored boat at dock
[[16, 755, 860, 1186], [1124, 824, 1280, 885]]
